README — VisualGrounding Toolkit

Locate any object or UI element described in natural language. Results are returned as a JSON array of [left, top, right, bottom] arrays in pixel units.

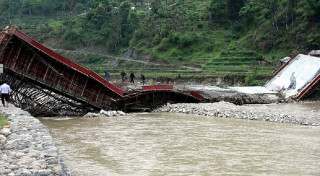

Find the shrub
[[179, 34, 193, 47], [307, 33, 320, 48], [168, 32, 181, 44], [232, 21, 245, 33], [243, 67, 265, 86], [86, 54, 106, 64], [133, 30, 144, 40], [206, 42, 214, 52], [152, 34, 161, 45], [157, 37, 170, 51], [75, 3, 84, 13], [48, 21, 65, 36], [63, 29, 79, 41]]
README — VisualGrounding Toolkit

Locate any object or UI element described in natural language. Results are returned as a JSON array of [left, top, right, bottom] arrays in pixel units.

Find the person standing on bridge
[[130, 72, 135, 83], [288, 72, 296, 90], [121, 70, 126, 82], [0, 81, 11, 107], [105, 71, 110, 81], [141, 74, 146, 85]]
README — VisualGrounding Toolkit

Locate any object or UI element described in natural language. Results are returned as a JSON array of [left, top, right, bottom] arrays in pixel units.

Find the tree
[[74, 3, 84, 13], [209, 0, 227, 26], [0, 0, 20, 17], [42, 0, 54, 16], [151, 0, 161, 14], [308, 0, 320, 19], [22, 0, 35, 16], [226, 0, 246, 21]]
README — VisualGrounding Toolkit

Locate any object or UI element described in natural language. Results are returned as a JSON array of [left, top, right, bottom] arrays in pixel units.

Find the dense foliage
[[0, 0, 319, 84], [1, 0, 319, 53]]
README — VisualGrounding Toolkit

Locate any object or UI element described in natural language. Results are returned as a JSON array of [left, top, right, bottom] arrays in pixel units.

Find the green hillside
[[1, 0, 319, 85]]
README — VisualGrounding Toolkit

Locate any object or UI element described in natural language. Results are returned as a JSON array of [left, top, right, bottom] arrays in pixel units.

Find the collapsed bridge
[[0, 25, 202, 116]]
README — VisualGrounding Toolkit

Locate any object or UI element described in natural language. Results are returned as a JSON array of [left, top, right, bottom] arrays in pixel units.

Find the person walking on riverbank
[[121, 70, 126, 82], [0, 81, 11, 107], [141, 74, 146, 85], [130, 72, 135, 83]]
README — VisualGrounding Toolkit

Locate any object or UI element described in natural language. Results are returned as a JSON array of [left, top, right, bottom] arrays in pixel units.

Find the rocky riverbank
[[153, 102, 320, 126], [0, 105, 70, 176]]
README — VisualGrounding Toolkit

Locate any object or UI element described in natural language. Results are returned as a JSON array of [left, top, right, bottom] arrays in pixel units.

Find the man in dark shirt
[[141, 74, 146, 85], [130, 72, 135, 83], [121, 70, 126, 82]]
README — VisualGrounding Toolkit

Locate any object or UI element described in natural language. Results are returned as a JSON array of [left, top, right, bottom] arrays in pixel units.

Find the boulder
[[0, 134, 6, 145], [117, 111, 126, 116], [99, 110, 109, 116], [1, 126, 11, 136], [83, 112, 100, 118]]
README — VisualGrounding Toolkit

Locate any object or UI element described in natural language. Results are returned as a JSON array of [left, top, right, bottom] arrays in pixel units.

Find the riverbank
[[153, 102, 320, 126], [0, 105, 70, 176]]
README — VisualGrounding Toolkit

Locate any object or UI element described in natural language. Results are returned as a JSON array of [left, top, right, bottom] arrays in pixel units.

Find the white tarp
[[265, 54, 320, 98]]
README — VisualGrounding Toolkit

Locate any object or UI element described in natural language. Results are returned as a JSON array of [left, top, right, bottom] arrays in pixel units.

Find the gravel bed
[[153, 102, 320, 126]]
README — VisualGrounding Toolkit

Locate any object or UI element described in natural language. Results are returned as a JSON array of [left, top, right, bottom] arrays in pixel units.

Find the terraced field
[[203, 51, 263, 74], [56, 48, 277, 85]]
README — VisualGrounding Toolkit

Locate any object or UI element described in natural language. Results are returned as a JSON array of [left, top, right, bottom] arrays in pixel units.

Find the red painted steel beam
[[297, 75, 320, 99], [142, 85, 174, 91], [266, 53, 299, 83], [190, 91, 204, 100], [14, 30, 90, 75], [13, 29, 124, 97], [88, 70, 124, 96]]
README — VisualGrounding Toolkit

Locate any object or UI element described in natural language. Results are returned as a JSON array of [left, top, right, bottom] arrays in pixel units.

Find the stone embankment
[[153, 102, 320, 126], [0, 106, 70, 176]]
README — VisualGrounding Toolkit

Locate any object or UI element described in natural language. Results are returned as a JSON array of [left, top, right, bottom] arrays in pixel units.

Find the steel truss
[[0, 69, 96, 117]]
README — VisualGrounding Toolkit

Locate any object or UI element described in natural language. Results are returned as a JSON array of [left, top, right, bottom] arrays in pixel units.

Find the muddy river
[[40, 106, 320, 175]]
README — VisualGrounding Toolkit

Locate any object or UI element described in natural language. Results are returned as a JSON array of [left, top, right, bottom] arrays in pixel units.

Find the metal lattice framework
[[0, 69, 96, 116]]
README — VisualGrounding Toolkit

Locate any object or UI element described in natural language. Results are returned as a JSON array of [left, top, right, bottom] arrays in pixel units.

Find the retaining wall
[[0, 106, 70, 176]]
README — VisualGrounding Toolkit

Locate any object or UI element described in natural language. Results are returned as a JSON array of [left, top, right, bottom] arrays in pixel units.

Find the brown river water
[[40, 103, 320, 176]]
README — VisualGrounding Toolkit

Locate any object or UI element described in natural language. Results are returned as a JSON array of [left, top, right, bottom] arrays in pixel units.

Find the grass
[[0, 114, 8, 129]]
